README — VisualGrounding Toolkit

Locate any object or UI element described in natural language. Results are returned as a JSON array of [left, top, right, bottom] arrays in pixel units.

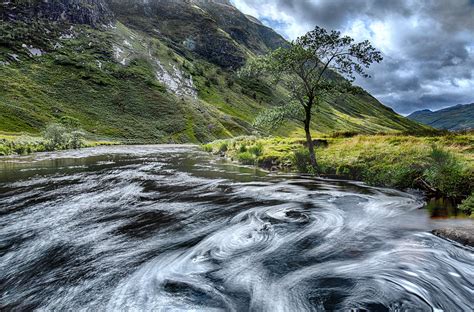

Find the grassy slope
[[204, 133, 474, 213], [0, 24, 264, 142]]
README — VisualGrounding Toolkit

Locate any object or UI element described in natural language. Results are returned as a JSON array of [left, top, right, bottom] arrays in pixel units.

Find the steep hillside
[[408, 104, 474, 131], [0, 0, 428, 143]]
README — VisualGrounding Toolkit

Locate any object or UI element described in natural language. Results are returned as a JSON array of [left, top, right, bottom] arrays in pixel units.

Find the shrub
[[237, 152, 256, 165], [43, 123, 69, 150], [459, 193, 473, 215], [248, 143, 263, 157], [69, 130, 85, 149], [43, 123, 85, 150], [0, 144, 10, 156], [202, 144, 213, 153], [292, 148, 312, 173], [424, 147, 468, 197], [239, 144, 247, 153], [218, 142, 228, 153]]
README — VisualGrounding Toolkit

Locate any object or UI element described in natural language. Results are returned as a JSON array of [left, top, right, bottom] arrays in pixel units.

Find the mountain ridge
[[408, 103, 474, 131]]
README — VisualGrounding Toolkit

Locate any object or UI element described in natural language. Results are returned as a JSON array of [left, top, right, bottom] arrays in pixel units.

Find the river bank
[[0, 131, 118, 156], [203, 133, 474, 215]]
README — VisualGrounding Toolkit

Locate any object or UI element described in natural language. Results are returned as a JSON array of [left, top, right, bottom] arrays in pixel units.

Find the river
[[0, 145, 472, 311]]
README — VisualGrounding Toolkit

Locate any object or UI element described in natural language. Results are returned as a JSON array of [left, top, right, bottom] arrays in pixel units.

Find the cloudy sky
[[231, 0, 474, 115]]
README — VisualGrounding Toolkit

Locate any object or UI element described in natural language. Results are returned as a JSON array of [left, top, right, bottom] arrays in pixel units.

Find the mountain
[[408, 104, 474, 131], [0, 0, 428, 142]]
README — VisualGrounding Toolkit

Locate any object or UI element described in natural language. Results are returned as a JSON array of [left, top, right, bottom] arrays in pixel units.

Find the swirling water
[[0, 145, 472, 311]]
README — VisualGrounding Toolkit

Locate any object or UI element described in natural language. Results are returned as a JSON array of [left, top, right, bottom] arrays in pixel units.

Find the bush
[[218, 142, 228, 153], [248, 143, 263, 157], [292, 148, 312, 173], [237, 152, 256, 165], [43, 123, 69, 150], [43, 123, 85, 150], [239, 144, 247, 153], [69, 130, 85, 149], [459, 194, 473, 215], [0, 144, 11, 156], [202, 144, 213, 153], [424, 147, 468, 197]]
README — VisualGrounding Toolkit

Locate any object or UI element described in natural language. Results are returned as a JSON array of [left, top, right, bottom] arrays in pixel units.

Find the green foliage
[[424, 147, 470, 197], [292, 148, 312, 173], [241, 26, 383, 172], [202, 144, 213, 153], [43, 123, 69, 150], [254, 101, 304, 131], [459, 194, 473, 215], [237, 151, 256, 165], [239, 144, 247, 153], [0, 131, 116, 156], [69, 130, 85, 149], [248, 143, 263, 157], [42, 123, 87, 150], [218, 142, 228, 153], [60, 116, 81, 128]]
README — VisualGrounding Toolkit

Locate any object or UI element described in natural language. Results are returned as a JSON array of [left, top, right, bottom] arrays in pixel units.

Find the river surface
[[0, 145, 472, 311]]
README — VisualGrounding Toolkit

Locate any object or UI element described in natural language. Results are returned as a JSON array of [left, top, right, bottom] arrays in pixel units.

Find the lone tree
[[242, 26, 382, 172]]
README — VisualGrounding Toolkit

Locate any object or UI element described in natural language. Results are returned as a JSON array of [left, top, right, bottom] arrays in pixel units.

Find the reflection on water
[[426, 197, 467, 219], [0, 145, 472, 311]]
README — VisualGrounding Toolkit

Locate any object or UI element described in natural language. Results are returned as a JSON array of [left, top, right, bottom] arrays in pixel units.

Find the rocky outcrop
[[1, 0, 114, 27], [432, 226, 474, 247], [107, 0, 246, 68], [106, 0, 286, 68]]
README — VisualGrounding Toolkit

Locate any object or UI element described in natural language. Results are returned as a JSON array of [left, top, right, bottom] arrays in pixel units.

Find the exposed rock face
[[1, 0, 113, 27], [106, 0, 286, 68], [154, 60, 198, 98]]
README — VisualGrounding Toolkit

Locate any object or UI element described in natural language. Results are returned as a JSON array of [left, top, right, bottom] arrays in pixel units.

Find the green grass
[[204, 133, 474, 214]]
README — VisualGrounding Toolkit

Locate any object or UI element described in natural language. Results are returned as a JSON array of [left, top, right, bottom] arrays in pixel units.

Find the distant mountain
[[0, 0, 427, 142], [408, 104, 474, 131]]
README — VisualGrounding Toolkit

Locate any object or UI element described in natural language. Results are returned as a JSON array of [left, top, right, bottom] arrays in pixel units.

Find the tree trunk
[[304, 105, 318, 173]]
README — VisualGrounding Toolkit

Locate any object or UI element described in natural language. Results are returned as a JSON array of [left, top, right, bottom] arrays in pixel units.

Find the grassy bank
[[203, 133, 474, 215], [0, 129, 118, 156]]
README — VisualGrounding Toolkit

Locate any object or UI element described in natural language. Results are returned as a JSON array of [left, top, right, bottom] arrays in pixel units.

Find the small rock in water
[[432, 226, 474, 246]]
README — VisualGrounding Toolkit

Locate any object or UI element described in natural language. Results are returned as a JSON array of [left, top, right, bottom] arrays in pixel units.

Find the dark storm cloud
[[232, 0, 474, 114], [273, 0, 412, 28]]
